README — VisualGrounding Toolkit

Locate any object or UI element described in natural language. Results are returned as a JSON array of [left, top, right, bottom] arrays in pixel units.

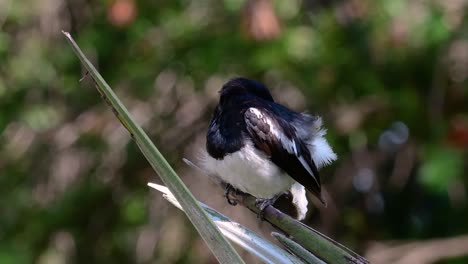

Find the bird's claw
[[224, 184, 239, 206], [255, 195, 280, 220]]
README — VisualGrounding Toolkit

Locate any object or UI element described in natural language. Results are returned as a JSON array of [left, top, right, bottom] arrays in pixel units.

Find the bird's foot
[[255, 195, 281, 220], [224, 184, 239, 206]]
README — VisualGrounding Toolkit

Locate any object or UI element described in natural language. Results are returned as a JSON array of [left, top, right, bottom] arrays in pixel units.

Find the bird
[[202, 77, 337, 220]]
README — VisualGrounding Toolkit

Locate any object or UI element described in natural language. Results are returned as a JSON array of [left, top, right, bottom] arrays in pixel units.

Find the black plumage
[[206, 77, 329, 204]]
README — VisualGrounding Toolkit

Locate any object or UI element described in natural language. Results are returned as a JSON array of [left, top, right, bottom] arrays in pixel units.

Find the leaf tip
[[147, 182, 170, 194], [62, 30, 71, 38]]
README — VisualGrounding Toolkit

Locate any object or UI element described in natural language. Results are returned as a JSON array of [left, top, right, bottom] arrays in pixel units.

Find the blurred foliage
[[0, 0, 467, 263]]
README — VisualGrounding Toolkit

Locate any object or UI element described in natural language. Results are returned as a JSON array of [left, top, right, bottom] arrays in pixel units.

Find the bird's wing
[[244, 107, 325, 204]]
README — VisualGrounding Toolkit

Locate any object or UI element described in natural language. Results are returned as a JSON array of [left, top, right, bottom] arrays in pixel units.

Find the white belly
[[202, 142, 294, 198]]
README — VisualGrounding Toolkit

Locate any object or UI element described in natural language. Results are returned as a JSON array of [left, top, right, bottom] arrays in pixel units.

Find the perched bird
[[202, 77, 337, 220]]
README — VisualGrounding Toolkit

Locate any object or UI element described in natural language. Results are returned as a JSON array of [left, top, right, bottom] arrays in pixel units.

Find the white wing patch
[[248, 107, 319, 186], [248, 108, 297, 154]]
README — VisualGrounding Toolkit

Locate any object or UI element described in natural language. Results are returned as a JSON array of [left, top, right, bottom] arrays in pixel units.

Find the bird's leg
[[255, 194, 281, 219], [224, 184, 239, 206]]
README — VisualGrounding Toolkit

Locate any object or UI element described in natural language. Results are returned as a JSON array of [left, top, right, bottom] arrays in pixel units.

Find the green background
[[0, 0, 467, 263]]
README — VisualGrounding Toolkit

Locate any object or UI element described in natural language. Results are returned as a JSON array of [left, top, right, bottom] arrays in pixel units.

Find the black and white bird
[[202, 77, 337, 220]]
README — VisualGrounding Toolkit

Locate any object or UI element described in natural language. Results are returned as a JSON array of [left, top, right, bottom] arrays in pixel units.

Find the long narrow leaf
[[148, 183, 304, 264], [62, 31, 244, 264], [182, 158, 368, 264], [239, 191, 368, 264], [272, 232, 324, 264]]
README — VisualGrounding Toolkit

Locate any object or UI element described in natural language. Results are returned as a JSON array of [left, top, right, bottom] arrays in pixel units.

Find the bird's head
[[218, 78, 274, 108]]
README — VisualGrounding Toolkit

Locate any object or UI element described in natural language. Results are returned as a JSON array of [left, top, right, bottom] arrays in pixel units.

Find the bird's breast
[[202, 141, 294, 198]]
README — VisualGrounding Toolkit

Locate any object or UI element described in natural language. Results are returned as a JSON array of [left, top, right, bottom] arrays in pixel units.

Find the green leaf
[[148, 183, 304, 264], [419, 145, 464, 193], [62, 31, 244, 264]]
